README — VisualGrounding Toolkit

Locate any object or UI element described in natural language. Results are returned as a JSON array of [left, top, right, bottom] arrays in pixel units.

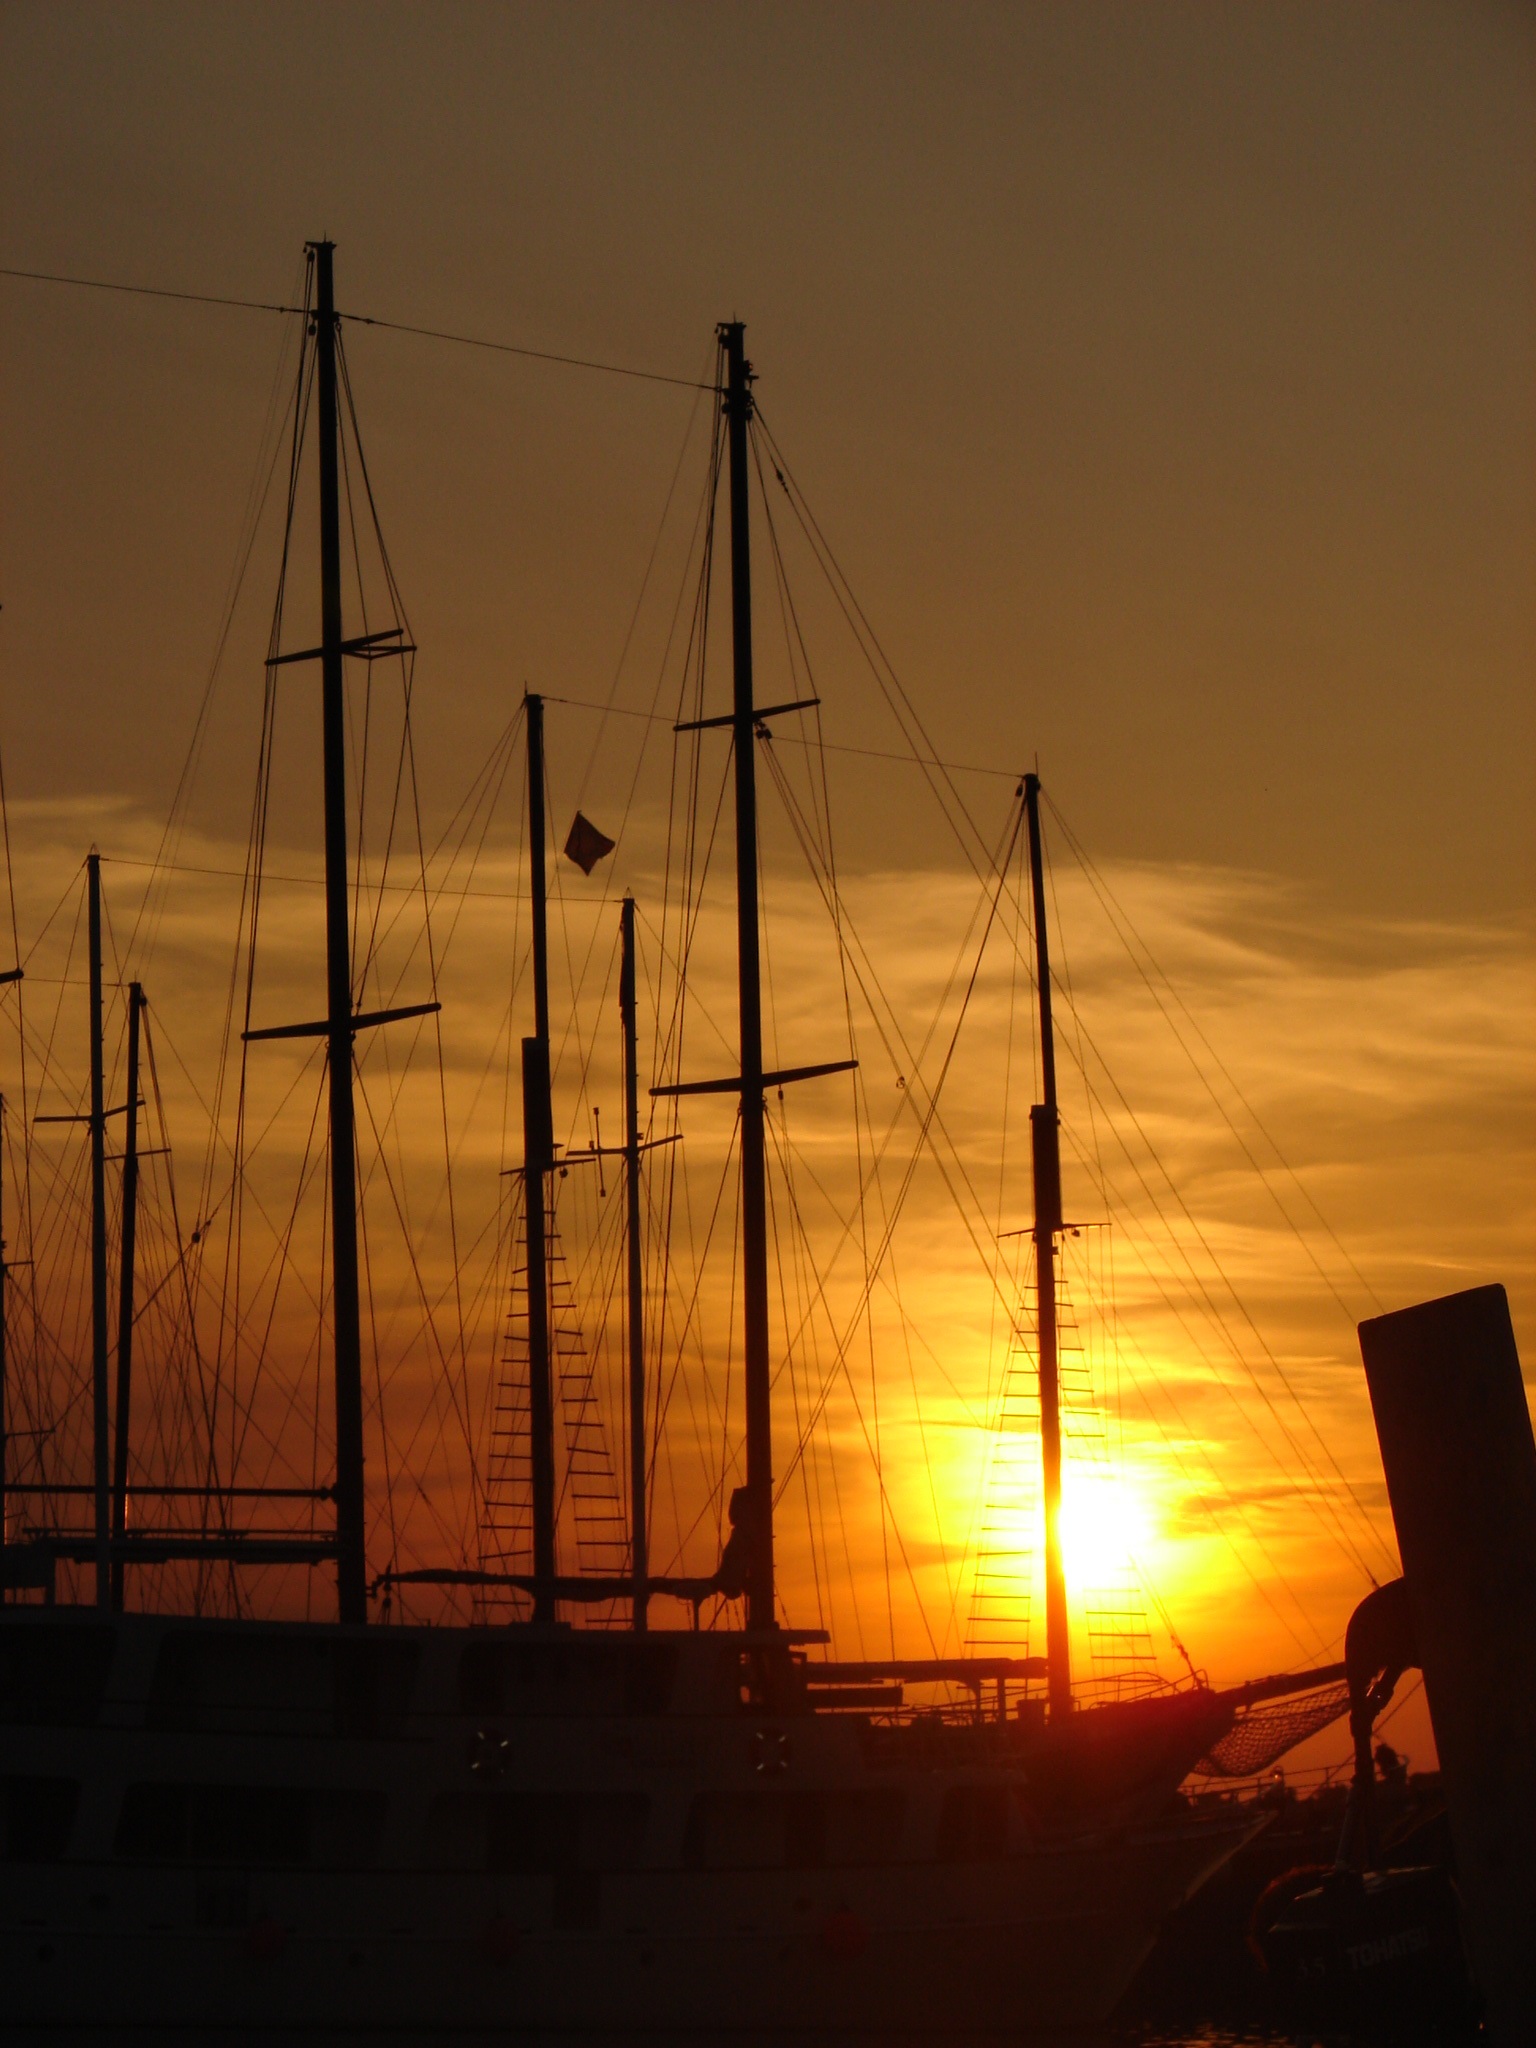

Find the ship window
[[423, 1791, 648, 1872], [935, 1784, 1010, 1861], [824, 1788, 906, 1864], [623, 1644, 678, 1715], [685, 1791, 782, 1869], [150, 1633, 328, 1731], [458, 1640, 677, 1719], [114, 1783, 384, 1868], [683, 1790, 906, 1870], [331, 1639, 420, 1736], [0, 1623, 114, 1726], [148, 1631, 418, 1737], [0, 1776, 79, 1861]]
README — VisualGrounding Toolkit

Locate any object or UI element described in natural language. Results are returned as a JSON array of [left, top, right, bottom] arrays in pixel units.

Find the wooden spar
[[86, 852, 111, 1610], [1023, 775, 1071, 1719], [721, 321, 775, 1635], [621, 895, 648, 1630], [523, 693, 557, 1623], [109, 982, 143, 1610], [311, 240, 368, 1626]]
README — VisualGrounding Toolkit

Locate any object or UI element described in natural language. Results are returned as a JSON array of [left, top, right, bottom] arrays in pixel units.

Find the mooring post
[[1359, 1283, 1536, 2044]]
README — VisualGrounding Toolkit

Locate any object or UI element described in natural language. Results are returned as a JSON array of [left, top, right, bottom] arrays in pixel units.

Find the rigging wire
[[338, 310, 715, 392], [122, 251, 312, 981], [746, 403, 1394, 1587], [573, 341, 717, 808], [0, 264, 305, 317], [1044, 790, 1384, 1317], [9, 250, 1408, 1659], [731, 409, 1396, 1647], [0, 262, 714, 391], [772, 795, 1029, 1493], [546, 691, 1021, 782]]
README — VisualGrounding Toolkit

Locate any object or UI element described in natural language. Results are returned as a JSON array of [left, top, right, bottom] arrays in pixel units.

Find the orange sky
[[1, 3, 1532, 1774]]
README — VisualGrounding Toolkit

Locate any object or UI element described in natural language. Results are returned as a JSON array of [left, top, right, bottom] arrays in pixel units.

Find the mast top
[[717, 323, 755, 416]]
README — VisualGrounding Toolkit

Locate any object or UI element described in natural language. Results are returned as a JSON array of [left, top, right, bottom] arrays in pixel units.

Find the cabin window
[[685, 1792, 782, 1870], [823, 1788, 906, 1864], [683, 1789, 906, 1870], [934, 1784, 1011, 1861], [331, 1639, 419, 1736], [424, 1791, 648, 1872], [148, 1631, 418, 1737], [0, 1776, 79, 1861], [114, 1783, 384, 1868], [458, 1640, 676, 1719], [0, 1624, 114, 1726]]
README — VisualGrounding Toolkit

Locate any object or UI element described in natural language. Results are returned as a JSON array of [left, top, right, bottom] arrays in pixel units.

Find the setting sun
[[1059, 1464, 1153, 1591]]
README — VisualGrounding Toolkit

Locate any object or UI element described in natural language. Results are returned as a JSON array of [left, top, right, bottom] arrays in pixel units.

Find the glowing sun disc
[[1058, 1468, 1149, 1587]]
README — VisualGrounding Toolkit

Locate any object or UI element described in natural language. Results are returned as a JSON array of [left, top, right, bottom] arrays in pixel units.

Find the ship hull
[[0, 1610, 1250, 2041], [0, 1821, 1249, 2040]]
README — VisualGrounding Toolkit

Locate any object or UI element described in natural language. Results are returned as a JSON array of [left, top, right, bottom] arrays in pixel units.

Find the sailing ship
[[0, 242, 1350, 2041]]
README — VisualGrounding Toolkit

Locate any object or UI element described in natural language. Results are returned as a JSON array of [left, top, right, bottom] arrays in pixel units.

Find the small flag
[[563, 811, 616, 876]]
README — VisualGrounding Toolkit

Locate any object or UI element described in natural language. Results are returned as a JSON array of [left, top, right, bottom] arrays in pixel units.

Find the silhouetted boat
[[1247, 1581, 1475, 2040], [0, 242, 1349, 2040], [1255, 1860, 1473, 2043]]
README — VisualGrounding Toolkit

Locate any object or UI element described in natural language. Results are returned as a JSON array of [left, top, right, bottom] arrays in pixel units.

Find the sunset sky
[[2, 3, 1532, 1772]]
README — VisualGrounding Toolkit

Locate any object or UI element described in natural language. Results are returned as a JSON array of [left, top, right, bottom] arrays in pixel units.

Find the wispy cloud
[[2, 798, 1529, 1749]]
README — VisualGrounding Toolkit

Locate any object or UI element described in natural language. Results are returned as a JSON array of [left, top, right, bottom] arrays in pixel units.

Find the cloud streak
[[1, 794, 1529, 1759]]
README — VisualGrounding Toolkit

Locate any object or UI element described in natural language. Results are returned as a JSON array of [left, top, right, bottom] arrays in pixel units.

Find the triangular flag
[[563, 811, 616, 876]]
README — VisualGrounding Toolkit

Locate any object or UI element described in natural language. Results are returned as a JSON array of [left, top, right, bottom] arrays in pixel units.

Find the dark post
[[720, 322, 775, 1634], [1024, 775, 1071, 1719], [621, 896, 648, 1629], [1360, 1286, 1536, 2043], [311, 240, 368, 1626], [87, 853, 110, 1610], [0, 1094, 7, 1580], [524, 693, 557, 1622], [110, 982, 143, 1610]]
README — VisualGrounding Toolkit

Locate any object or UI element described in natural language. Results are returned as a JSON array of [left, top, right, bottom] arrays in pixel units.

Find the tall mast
[[1024, 774, 1071, 1717], [110, 981, 143, 1611], [721, 322, 775, 1634], [523, 693, 557, 1623], [87, 852, 110, 1610], [657, 326, 849, 1626], [311, 240, 368, 1626], [620, 895, 648, 1630]]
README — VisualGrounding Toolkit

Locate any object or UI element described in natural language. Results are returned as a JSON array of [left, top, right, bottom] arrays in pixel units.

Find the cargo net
[[1194, 1681, 1352, 1778]]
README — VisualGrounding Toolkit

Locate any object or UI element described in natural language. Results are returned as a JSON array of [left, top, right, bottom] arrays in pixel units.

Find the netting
[[1194, 1680, 1351, 1777]]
